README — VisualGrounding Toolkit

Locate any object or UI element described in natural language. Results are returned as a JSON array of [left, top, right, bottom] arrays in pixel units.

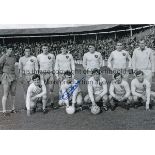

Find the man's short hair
[[42, 43, 48, 48], [92, 68, 101, 75], [114, 72, 122, 79], [6, 44, 13, 49], [24, 46, 31, 51], [116, 41, 123, 45], [139, 39, 145, 43], [134, 70, 144, 76], [89, 44, 95, 48], [61, 45, 68, 49], [32, 74, 41, 80], [64, 70, 72, 76]]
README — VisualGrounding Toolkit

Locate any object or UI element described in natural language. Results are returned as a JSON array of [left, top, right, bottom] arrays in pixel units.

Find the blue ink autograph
[[60, 77, 85, 100]]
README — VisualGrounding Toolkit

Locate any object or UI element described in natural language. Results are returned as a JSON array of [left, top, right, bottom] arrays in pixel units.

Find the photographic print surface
[[0, 24, 154, 130]]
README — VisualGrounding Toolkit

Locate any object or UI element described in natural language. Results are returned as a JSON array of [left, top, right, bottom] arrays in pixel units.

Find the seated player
[[109, 72, 132, 111], [84, 68, 108, 111], [26, 74, 48, 116], [59, 71, 83, 113], [131, 70, 155, 110]]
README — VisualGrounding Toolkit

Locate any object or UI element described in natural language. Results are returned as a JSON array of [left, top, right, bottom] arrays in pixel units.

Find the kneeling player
[[59, 71, 83, 114], [84, 68, 108, 112], [131, 70, 155, 110], [26, 74, 48, 116], [109, 73, 132, 111]]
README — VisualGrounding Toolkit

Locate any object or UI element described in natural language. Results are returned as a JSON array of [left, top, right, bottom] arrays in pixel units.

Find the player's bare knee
[[109, 95, 113, 101], [128, 96, 133, 102], [133, 96, 138, 102], [77, 98, 83, 105], [84, 95, 89, 103], [102, 95, 108, 102]]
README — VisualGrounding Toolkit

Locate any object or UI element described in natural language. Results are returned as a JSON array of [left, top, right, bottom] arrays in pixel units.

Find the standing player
[[55, 45, 75, 109], [26, 74, 47, 116], [108, 42, 132, 80], [83, 44, 103, 80], [84, 69, 108, 112], [132, 39, 154, 84], [109, 72, 132, 111], [19, 46, 38, 105], [55, 45, 75, 82], [131, 70, 155, 110], [59, 71, 82, 113], [37, 44, 55, 107], [0, 45, 17, 116]]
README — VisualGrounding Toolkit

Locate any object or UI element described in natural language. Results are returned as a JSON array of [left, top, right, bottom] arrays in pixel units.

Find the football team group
[[0, 39, 155, 116]]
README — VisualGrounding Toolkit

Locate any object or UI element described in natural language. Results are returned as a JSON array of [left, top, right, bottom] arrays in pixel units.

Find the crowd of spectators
[[0, 28, 155, 61]]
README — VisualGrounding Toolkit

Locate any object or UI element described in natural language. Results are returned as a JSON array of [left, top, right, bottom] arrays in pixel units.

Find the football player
[[59, 71, 82, 112], [26, 74, 47, 116], [131, 70, 155, 110], [109, 72, 132, 111], [0, 45, 17, 116], [19, 46, 38, 106], [37, 44, 55, 107], [55, 45, 75, 82], [83, 44, 103, 80], [132, 39, 154, 84], [84, 68, 108, 111], [108, 42, 132, 80]]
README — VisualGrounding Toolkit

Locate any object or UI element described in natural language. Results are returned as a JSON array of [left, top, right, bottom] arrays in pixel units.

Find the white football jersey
[[37, 53, 55, 72], [108, 50, 131, 69], [110, 80, 130, 97], [26, 80, 46, 110], [88, 76, 107, 96], [19, 56, 38, 74], [131, 78, 150, 95], [55, 53, 75, 72], [60, 79, 81, 101], [83, 51, 103, 70], [132, 47, 154, 71]]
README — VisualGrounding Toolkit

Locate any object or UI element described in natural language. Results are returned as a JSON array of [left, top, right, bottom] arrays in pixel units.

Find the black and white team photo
[[0, 24, 154, 129]]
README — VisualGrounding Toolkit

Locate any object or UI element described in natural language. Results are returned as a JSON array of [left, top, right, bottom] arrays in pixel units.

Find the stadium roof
[[0, 24, 119, 36], [0, 24, 151, 37]]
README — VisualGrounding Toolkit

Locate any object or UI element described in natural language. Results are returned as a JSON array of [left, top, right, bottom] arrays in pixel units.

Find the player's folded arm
[[131, 81, 142, 97]]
